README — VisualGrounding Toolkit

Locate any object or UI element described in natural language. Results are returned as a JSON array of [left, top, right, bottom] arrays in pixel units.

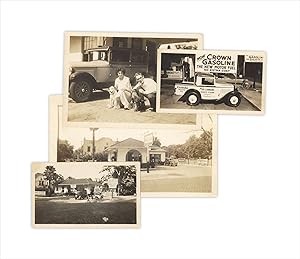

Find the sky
[[32, 162, 137, 179], [58, 107, 214, 150]]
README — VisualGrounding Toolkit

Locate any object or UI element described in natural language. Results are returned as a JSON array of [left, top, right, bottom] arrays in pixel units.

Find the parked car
[[165, 156, 178, 166], [74, 189, 88, 200], [174, 73, 242, 107], [69, 46, 149, 102]]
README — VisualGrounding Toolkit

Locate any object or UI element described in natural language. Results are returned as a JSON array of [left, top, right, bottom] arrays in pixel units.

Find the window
[[132, 38, 143, 50], [87, 146, 91, 152], [202, 77, 214, 86], [113, 37, 128, 48], [153, 154, 161, 163], [111, 50, 130, 63], [84, 37, 98, 50]]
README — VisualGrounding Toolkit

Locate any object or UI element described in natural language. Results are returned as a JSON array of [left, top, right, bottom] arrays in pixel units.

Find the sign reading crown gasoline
[[196, 51, 237, 74]]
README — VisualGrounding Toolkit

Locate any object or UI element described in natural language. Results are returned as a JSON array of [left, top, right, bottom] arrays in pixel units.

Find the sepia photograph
[[157, 49, 266, 114], [51, 96, 217, 197], [63, 32, 202, 126], [32, 162, 140, 228]]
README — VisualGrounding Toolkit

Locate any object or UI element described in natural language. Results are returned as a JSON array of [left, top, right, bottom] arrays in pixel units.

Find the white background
[[1, 1, 300, 259]]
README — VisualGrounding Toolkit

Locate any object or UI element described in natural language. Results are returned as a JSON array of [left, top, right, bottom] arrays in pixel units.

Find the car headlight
[[69, 73, 75, 80], [69, 67, 74, 77]]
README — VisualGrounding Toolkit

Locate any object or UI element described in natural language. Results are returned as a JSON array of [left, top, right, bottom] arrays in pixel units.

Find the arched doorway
[[126, 149, 142, 162]]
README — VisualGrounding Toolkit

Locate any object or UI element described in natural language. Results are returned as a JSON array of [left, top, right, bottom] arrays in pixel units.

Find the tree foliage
[[43, 166, 64, 196], [76, 152, 108, 162], [166, 129, 212, 159], [99, 165, 136, 195], [57, 140, 74, 162], [153, 137, 161, 147]]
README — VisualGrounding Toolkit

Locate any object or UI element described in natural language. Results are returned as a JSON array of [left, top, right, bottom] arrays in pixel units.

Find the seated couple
[[108, 68, 157, 112]]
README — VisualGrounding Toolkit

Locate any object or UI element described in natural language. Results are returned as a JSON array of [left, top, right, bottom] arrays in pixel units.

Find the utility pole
[[90, 128, 99, 162]]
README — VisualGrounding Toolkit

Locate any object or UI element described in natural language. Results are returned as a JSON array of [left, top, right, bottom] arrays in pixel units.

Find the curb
[[240, 91, 261, 111]]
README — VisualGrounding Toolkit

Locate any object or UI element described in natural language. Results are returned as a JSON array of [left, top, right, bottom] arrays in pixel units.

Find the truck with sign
[[174, 72, 242, 107], [69, 46, 149, 102]]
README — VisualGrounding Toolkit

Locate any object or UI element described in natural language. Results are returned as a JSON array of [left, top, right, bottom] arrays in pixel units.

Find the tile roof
[[58, 178, 99, 186], [107, 138, 145, 148]]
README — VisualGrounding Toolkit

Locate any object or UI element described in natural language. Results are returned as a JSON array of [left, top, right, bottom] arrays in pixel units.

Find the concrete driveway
[[141, 164, 212, 193], [68, 90, 197, 125]]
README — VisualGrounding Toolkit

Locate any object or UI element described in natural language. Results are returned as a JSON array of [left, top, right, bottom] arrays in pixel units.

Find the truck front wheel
[[186, 91, 201, 106], [69, 80, 92, 103], [226, 92, 241, 107]]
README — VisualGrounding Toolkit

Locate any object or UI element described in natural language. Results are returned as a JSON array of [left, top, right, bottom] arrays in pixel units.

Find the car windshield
[[88, 51, 108, 62]]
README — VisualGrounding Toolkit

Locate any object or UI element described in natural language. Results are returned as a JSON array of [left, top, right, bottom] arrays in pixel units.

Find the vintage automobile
[[69, 46, 149, 102], [174, 73, 242, 107], [164, 156, 178, 166]]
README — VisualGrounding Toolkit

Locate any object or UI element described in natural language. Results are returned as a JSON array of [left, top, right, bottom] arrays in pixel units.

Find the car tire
[[186, 91, 201, 106], [226, 92, 242, 107], [69, 80, 92, 103]]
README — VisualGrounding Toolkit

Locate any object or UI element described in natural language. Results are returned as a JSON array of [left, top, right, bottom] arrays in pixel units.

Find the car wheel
[[69, 80, 92, 103], [226, 92, 241, 107], [186, 91, 201, 106]]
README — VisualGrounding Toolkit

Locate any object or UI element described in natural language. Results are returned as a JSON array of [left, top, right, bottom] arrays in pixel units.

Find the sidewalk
[[239, 88, 262, 111]]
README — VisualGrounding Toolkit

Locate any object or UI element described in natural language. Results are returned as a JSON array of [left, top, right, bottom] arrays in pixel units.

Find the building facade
[[82, 137, 114, 154], [69, 35, 199, 75], [81, 136, 167, 166], [104, 138, 166, 166], [35, 173, 49, 189], [55, 178, 100, 195], [105, 138, 147, 163], [149, 145, 166, 164]]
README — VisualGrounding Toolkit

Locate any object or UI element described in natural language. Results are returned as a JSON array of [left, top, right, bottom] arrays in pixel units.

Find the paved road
[[160, 83, 259, 111], [141, 164, 212, 193], [68, 90, 196, 124]]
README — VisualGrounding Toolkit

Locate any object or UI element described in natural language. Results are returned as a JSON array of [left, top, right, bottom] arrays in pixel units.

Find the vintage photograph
[[63, 32, 203, 126], [50, 96, 217, 197], [32, 162, 140, 228], [157, 49, 266, 114]]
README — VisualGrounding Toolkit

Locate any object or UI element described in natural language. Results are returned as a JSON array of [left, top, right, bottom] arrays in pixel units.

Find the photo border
[[156, 48, 266, 115], [63, 31, 204, 128], [50, 95, 217, 198], [32, 161, 141, 229]]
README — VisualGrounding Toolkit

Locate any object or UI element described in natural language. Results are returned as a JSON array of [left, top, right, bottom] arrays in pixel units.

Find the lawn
[[35, 198, 136, 224]]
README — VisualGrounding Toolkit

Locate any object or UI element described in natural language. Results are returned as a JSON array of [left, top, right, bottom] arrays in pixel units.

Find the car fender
[[178, 89, 201, 102], [220, 90, 242, 101], [69, 71, 97, 87]]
